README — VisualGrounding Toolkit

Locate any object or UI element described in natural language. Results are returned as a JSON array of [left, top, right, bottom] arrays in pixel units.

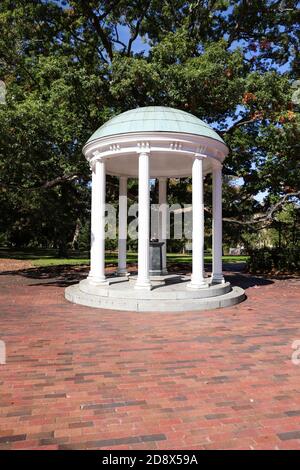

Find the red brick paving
[[0, 264, 300, 450]]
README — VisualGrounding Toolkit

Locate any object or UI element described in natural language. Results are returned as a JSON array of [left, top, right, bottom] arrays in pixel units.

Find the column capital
[[136, 142, 151, 155], [193, 153, 205, 160], [90, 152, 105, 171], [89, 160, 95, 172], [211, 159, 223, 171], [92, 150, 101, 159]]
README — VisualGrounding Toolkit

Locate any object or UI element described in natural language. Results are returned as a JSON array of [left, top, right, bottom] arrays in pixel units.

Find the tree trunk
[[71, 218, 81, 250], [58, 240, 68, 258]]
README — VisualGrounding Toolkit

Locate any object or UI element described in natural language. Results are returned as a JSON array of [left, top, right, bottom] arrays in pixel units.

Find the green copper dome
[[86, 106, 225, 144]]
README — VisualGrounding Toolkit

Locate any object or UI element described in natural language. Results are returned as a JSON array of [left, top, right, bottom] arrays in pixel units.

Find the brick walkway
[[0, 265, 300, 450]]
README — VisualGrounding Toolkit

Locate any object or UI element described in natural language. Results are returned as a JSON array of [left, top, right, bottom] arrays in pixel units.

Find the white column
[[188, 156, 208, 289], [159, 177, 168, 275], [88, 158, 108, 285], [212, 161, 225, 284], [117, 176, 128, 276], [135, 151, 152, 290]]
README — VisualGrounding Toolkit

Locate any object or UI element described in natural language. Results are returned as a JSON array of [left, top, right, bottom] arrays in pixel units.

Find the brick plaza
[[0, 264, 300, 450]]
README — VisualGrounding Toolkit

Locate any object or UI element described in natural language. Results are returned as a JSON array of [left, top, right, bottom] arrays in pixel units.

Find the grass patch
[[167, 253, 248, 264], [0, 247, 248, 267]]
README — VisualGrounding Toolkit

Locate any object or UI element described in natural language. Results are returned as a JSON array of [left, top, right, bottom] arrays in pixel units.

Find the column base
[[211, 274, 225, 284], [87, 274, 110, 286], [186, 280, 209, 290], [134, 279, 152, 291], [117, 268, 129, 277]]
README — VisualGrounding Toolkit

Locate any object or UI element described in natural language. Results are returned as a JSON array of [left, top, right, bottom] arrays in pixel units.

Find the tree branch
[[79, 1, 114, 61], [114, 25, 127, 53], [0, 174, 81, 192], [42, 174, 79, 189], [127, 1, 151, 56], [223, 191, 300, 228], [263, 191, 300, 221], [222, 116, 257, 135]]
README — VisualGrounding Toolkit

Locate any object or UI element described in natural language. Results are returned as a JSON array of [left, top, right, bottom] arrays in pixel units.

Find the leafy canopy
[[0, 0, 299, 250]]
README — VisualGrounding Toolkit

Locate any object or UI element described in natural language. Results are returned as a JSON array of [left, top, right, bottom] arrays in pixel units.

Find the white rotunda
[[65, 106, 245, 311]]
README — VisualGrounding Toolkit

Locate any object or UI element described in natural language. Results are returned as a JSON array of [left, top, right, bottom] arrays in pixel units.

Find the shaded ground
[[0, 263, 300, 450], [0, 259, 265, 289]]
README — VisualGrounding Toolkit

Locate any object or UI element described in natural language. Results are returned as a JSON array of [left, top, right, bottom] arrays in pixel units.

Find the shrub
[[248, 248, 300, 274]]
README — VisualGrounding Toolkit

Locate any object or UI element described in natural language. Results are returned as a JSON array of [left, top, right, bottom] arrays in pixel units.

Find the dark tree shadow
[[0, 261, 282, 290], [0, 264, 90, 287], [224, 272, 274, 289]]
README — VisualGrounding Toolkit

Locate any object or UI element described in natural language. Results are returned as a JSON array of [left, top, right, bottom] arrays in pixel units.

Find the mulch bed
[[0, 258, 33, 272]]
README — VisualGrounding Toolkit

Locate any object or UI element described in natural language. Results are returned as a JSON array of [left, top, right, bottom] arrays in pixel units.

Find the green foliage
[[248, 248, 300, 273], [0, 0, 299, 257]]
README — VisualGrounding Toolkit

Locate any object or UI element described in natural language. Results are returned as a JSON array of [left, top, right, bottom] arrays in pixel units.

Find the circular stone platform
[[65, 276, 245, 312]]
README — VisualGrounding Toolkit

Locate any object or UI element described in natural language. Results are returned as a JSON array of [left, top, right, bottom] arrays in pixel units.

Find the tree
[[0, 0, 299, 252]]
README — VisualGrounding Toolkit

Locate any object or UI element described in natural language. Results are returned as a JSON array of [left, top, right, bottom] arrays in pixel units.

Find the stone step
[[78, 278, 232, 300], [65, 284, 245, 312]]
